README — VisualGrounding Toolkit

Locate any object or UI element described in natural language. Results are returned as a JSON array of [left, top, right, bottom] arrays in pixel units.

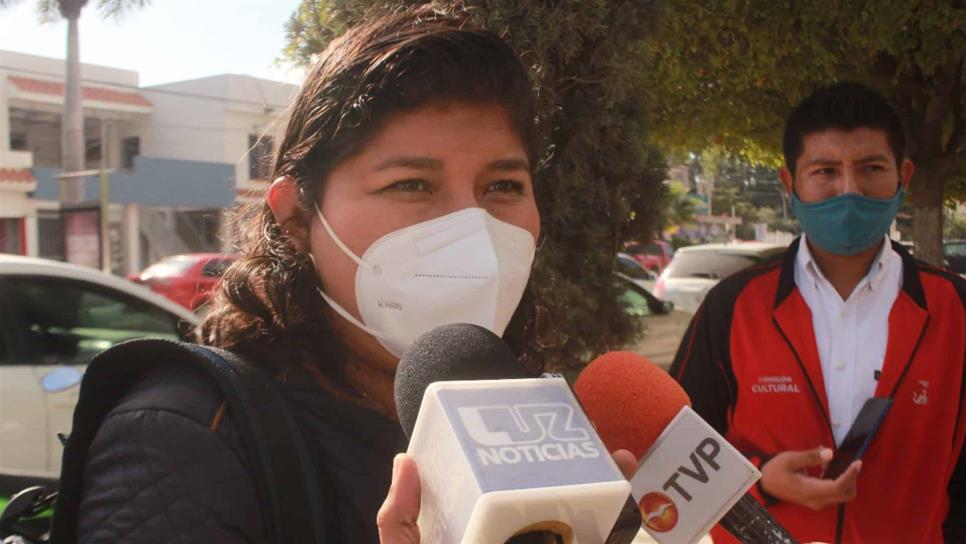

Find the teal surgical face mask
[[791, 187, 905, 256]]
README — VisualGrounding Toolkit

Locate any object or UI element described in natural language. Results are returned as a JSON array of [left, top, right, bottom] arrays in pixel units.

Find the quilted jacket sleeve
[[76, 407, 266, 544]]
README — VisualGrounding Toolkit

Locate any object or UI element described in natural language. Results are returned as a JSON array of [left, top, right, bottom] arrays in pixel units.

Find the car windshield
[[616, 255, 652, 280], [3, 275, 182, 366], [946, 242, 966, 257], [665, 250, 764, 280], [141, 255, 198, 278]]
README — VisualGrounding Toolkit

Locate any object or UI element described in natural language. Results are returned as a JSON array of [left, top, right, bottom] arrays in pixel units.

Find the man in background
[[670, 82, 965, 543]]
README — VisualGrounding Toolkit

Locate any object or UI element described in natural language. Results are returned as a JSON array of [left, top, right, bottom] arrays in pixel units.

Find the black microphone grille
[[394, 323, 526, 438]]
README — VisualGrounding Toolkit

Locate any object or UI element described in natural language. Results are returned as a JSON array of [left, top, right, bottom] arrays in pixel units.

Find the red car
[[129, 253, 236, 312], [624, 240, 674, 273]]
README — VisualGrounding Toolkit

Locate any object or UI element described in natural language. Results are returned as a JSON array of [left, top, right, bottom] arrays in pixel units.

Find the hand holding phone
[[822, 397, 893, 480], [760, 447, 861, 510]]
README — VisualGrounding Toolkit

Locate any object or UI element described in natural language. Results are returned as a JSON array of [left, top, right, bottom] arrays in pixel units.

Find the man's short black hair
[[782, 82, 906, 173]]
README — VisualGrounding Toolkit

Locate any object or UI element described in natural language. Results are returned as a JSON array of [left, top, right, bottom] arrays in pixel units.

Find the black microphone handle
[[605, 494, 644, 544], [506, 531, 561, 544], [719, 493, 798, 544]]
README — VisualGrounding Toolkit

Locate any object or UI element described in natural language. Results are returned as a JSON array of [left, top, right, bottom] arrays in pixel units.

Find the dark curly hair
[[198, 5, 540, 383]]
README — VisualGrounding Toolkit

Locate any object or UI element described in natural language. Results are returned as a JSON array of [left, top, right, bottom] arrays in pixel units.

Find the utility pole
[[99, 120, 113, 273]]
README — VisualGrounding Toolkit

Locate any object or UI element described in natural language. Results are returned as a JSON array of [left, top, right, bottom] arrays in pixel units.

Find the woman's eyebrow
[[374, 156, 443, 171], [486, 158, 530, 171]]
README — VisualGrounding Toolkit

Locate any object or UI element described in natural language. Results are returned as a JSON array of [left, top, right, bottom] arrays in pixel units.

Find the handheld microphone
[[395, 324, 632, 544], [574, 352, 798, 544]]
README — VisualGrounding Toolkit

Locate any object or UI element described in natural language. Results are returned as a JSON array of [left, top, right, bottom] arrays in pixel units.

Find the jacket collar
[[774, 236, 927, 311], [890, 240, 928, 310], [774, 237, 800, 309]]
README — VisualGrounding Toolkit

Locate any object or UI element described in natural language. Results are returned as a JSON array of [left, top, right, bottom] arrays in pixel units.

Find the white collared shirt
[[793, 235, 903, 445]]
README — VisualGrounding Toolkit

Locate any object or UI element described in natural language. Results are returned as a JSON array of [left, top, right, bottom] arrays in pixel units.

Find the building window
[[0, 218, 24, 255], [38, 214, 65, 261], [122, 136, 140, 169], [248, 134, 273, 181], [85, 137, 102, 164], [10, 133, 27, 151]]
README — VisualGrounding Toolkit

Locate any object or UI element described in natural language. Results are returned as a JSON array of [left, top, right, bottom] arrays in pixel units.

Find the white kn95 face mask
[[313, 206, 536, 358]]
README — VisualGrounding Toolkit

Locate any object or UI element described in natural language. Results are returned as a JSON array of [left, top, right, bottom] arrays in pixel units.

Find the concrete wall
[[138, 87, 228, 163], [141, 75, 295, 188]]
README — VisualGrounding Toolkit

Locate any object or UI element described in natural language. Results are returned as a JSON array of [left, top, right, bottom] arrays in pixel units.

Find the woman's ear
[[267, 176, 309, 252]]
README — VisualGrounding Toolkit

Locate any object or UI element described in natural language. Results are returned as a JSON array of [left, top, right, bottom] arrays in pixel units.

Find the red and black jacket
[[670, 238, 966, 544]]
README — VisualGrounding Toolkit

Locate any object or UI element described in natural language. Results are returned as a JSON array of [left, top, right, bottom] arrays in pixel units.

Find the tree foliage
[[663, 181, 700, 229], [1, 0, 151, 22], [639, 0, 966, 264], [283, 0, 668, 371], [689, 149, 795, 240]]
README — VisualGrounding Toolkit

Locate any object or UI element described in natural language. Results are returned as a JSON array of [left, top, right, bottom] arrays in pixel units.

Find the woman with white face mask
[[73, 7, 563, 544]]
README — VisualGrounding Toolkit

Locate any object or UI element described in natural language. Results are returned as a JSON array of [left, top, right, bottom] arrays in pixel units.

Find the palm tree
[[665, 182, 699, 229], [1, 0, 149, 204]]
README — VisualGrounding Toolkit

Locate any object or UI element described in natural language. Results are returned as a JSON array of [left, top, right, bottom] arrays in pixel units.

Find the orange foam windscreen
[[573, 351, 691, 460]]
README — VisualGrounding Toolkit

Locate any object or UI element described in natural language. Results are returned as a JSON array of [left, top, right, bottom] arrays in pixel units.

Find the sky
[[0, 0, 307, 86]]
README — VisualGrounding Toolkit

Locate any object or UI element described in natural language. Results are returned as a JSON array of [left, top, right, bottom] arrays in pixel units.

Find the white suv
[[0, 255, 197, 491], [654, 242, 787, 314]]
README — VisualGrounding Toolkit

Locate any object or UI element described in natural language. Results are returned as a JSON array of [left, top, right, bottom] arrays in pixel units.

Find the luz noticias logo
[[456, 403, 601, 467], [457, 403, 590, 446], [639, 491, 679, 533]]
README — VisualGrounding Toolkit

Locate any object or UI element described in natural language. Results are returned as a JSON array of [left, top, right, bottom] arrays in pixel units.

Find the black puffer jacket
[[76, 359, 407, 543]]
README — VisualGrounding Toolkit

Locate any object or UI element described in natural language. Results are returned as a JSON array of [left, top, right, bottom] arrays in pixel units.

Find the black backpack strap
[[49, 338, 329, 544]]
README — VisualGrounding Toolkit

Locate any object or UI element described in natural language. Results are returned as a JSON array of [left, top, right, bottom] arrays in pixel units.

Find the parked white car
[[0, 255, 198, 491], [654, 242, 787, 314]]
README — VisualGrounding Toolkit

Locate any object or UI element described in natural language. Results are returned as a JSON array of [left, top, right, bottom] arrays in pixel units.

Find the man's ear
[[899, 159, 915, 191], [267, 176, 308, 252], [779, 167, 795, 197]]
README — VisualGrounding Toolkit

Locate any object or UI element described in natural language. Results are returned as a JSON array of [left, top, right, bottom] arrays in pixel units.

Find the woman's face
[[310, 101, 540, 374]]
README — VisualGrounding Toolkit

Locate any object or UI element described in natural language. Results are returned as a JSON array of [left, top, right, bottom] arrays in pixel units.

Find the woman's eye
[[485, 180, 526, 195], [383, 179, 432, 193]]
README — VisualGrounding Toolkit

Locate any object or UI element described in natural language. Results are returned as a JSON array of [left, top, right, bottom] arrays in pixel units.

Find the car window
[[616, 255, 652, 280], [665, 251, 760, 280], [202, 258, 232, 277], [645, 243, 663, 256], [945, 243, 966, 257], [2, 275, 183, 366], [141, 255, 197, 278]]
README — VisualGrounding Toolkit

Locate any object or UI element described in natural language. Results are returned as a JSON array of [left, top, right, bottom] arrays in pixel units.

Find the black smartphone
[[822, 397, 893, 480]]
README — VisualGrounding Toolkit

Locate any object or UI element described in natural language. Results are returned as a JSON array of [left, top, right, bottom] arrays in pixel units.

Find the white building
[[0, 50, 297, 273], [141, 73, 297, 203]]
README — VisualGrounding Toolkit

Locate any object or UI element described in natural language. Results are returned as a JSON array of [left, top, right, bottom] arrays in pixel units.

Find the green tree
[[692, 148, 793, 239], [663, 180, 700, 229], [283, 1, 668, 371], [640, 0, 965, 265], [0, 0, 150, 204]]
